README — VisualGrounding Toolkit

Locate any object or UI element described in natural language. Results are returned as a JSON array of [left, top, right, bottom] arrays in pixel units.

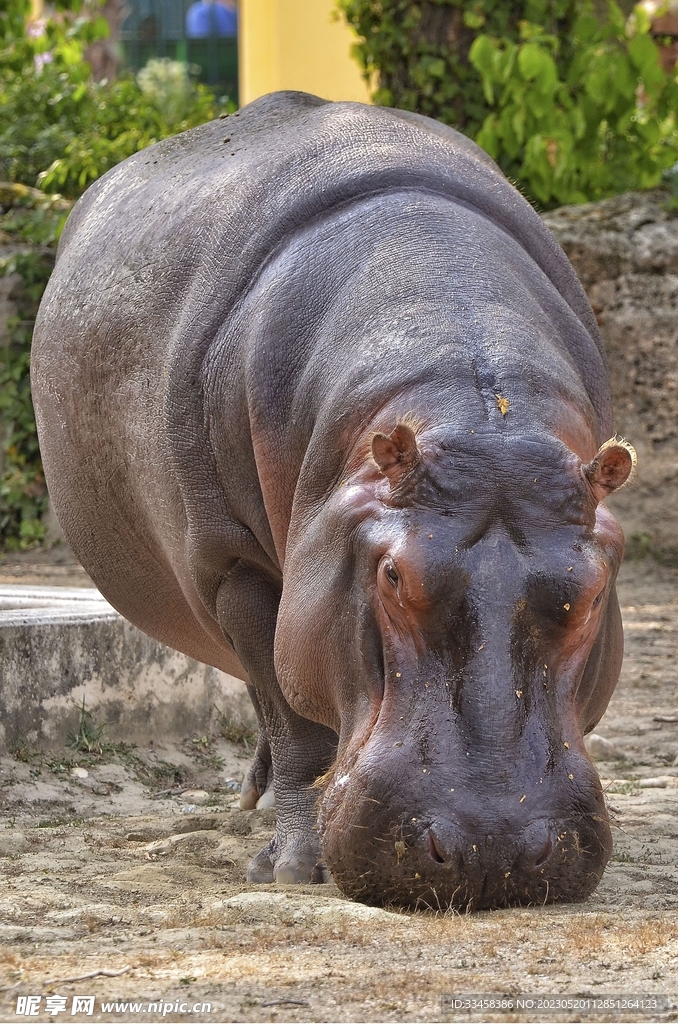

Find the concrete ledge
[[0, 586, 254, 752], [0, 586, 118, 625]]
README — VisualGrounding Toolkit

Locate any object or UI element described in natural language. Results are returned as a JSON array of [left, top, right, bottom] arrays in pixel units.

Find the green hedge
[[0, 0, 225, 549], [0, 186, 68, 548], [339, 0, 678, 207]]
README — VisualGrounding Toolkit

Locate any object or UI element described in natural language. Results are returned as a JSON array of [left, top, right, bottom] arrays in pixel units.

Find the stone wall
[[543, 188, 678, 556]]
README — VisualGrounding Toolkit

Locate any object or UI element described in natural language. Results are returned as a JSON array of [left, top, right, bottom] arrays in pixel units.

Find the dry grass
[[564, 913, 676, 958], [564, 913, 609, 953], [133, 953, 166, 969], [81, 913, 106, 934], [157, 907, 206, 930], [619, 919, 677, 955]]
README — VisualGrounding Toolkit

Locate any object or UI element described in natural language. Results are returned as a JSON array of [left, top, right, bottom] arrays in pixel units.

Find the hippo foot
[[246, 840, 276, 883], [246, 836, 329, 884], [240, 754, 274, 810]]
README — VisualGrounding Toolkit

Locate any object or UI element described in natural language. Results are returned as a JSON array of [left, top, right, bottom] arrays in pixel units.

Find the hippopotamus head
[[274, 420, 634, 910]]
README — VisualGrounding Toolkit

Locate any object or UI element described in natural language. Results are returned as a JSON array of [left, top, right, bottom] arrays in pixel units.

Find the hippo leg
[[239, 685, 274, 810], [216, 566, 337, 883]]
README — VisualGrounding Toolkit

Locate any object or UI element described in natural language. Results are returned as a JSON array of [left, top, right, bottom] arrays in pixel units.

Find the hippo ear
[[583, 437, 637, 502], [371, 424, 421, 486]]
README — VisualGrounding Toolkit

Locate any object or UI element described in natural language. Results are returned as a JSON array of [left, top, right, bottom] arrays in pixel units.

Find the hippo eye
[[385, 564, 399, 587], [592, 590, 604, 609]]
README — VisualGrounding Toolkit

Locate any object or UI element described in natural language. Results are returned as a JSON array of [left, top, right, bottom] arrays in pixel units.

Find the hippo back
[[53, 90, 609, 428]]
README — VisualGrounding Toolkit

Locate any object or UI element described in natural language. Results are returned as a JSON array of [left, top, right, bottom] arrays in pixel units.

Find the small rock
[[47, 903, 119, 924], [639, 777, 667, 788], [144, 829, 217, 854], [175, 815, 221, 834], [251, 807, 276, 829], [203, 843, 237, 870], [181, 789, 210, 804], [125, 828, 168, 843], [70, 766, 89, 779], [223, 779, 241, 793], [138, 907, 171, 925], [181, 805, 197, 814], [0, 833, 29, 856], [220, 891, 409, 926], [639, 776, 678, 788], [585, 734, 627, 761]]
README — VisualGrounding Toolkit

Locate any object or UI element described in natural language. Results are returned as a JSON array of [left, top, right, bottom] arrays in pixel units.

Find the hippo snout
[[323, 809, 610, 911], [319, 755, 612, 910]]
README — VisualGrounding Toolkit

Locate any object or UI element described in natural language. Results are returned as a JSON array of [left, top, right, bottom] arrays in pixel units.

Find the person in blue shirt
[[185, 0, 237, 39]]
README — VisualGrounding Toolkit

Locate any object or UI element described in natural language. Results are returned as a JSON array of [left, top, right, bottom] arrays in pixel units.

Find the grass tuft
[[213, 706, 257, 750]]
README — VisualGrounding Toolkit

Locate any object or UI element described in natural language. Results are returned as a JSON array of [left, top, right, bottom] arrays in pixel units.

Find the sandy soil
[[0, 559, 678, 1023]]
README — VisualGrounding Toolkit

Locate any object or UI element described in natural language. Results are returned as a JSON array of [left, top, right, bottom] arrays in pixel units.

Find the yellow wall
[[239, 0, 372, 106]]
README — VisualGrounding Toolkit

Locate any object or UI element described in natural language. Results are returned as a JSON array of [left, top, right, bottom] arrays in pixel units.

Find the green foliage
[[137, 57, 207, 125], [36, 61, 219, 197], [69, 695, 108, 754], [470, 4, 678, 205], [0, 2, 221, 197], [0, 186, 70, 548], [0, 0, 224, 548], [213, 705, 257, 750], [339, 0, 678, 207], [339, 0, 533, 135]]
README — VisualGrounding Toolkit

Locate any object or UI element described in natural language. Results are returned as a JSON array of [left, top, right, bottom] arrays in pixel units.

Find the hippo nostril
[[534, 837, 553, 868], [521, 819, 556, 873], [428, 831, 445, 864]]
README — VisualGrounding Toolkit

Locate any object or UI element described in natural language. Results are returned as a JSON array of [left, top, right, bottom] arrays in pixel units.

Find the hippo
[[31, 91, 635, 910]]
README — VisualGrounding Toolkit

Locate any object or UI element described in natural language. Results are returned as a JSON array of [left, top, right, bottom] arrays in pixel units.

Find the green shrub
[[339, 0, 678, 207], [470, 4, 678, 205], [137, 57, 204, 126], [0, 0, 224, 548], [338, 0, 552, 135], [0, 188, 71, 548], [0, 2, 221, 198]]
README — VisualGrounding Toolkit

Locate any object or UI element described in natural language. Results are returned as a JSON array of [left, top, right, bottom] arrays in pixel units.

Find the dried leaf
[[496, 395, 510, 416]]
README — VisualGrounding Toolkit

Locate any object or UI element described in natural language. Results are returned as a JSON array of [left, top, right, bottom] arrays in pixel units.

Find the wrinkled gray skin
[[32, 92, 630, 910]]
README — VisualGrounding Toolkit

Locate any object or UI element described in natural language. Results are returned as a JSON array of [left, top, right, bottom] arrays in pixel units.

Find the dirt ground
[[1, 556, 678, 1023]]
